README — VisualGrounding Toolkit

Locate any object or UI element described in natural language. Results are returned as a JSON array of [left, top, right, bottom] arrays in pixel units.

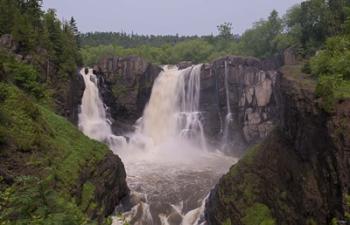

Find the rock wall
[[78, 152, 129, 222], [94, 56, 162, 134], [199, 56, 281, 154], [205, 70, 350, 225], [93, 55, 281, 153]]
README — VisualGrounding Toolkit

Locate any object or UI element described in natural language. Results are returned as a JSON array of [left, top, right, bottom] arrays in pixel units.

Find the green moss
[[80, 182, 96, 212], [242, 203, 276, 225], [306, 218, 317, 225], [0, 176, 96, 225], [222, 219, 232, 225]]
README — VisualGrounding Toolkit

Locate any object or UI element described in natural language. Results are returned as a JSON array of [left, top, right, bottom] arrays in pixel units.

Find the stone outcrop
[[78, 152, 129, 223], [199, 56, 281, 154], [205, 68, 350, 225], [94, 56, 162, 134]]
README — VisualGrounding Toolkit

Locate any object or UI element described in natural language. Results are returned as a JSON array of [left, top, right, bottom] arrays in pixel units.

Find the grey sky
[[42, 0, 303, 35]]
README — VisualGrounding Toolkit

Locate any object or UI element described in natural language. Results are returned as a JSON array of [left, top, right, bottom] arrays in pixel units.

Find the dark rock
[[78, 152, 129, 222], [199, 56, 280, 155], [177, 61, 193, 69], [95, 56, 161, 127], [205, 70, 350, 225], [0, 34, 18, 52], [57, 69, 85, 124], [283, 48, 298, 65]]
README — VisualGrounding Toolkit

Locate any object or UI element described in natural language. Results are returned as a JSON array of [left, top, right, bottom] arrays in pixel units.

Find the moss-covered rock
[[205, 71, 350, 225], [0, 83, 128, 224]]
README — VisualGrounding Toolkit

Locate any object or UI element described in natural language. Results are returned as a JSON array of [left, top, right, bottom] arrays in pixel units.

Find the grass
[[242, 203, 276, 225], [0, 82, 112, 224], [335, 80, 350, 99], [280, 64, 316, 91]]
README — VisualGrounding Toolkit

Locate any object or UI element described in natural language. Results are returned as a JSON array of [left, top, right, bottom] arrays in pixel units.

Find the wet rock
[[199, 56, 280, 154], [177, 61, 193, 70], [95, 56, 162, 126]]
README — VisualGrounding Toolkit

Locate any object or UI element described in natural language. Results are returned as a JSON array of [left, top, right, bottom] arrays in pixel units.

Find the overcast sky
[[42, 0, 303, 35]]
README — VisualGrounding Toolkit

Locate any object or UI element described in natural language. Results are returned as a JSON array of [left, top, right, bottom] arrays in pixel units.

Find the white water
[[221, 61, 234, 151], [78, 67, 236, 225]]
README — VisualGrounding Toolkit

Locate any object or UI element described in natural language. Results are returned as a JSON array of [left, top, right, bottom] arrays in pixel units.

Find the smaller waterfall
[[177, 65, 207, 150], [221, 61, 234, 150], [78, 68, 126, 149]]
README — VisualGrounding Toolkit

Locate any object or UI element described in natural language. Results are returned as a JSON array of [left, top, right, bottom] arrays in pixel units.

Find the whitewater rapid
[[78, 67, 236, 225]]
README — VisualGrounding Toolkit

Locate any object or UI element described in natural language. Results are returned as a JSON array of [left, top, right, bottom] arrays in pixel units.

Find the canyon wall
[[200, 56, 281, 154], [94, 56, 162, 134], [205, 67, 350, 225]]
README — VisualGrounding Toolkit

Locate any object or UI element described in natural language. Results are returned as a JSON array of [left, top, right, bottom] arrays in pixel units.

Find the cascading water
[[221, 61, 234, 151], [78, 66, 236, 225], [78, 68, 126, 148]]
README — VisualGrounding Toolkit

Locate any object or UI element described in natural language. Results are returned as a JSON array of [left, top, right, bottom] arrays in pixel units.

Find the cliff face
[[94, 56, 162, 134], [205, 68, 350, 225], [199, 56, 281, 154], [93, 55, 281, 153]]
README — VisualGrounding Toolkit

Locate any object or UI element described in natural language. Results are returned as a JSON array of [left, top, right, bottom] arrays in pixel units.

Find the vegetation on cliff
[[0, 82, 112, 224], [0, 0, 83, 117]]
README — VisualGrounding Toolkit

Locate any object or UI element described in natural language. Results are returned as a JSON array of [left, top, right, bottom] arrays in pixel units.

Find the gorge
[[76, 54, 284, 225], [1, 1, 350, 224]]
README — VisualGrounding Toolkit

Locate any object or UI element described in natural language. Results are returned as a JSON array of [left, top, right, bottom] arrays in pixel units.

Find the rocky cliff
[[205, 65, 350, 225], [199, 56, 281, 154], [94, 56, 162, 134]]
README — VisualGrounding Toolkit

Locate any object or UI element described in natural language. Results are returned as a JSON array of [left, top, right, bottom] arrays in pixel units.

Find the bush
[[3, 61, 45, 99], [315, 75, 343, 112]]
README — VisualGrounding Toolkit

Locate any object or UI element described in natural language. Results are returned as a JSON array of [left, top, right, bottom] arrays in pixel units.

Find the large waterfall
[[78, 66, 235, 225]]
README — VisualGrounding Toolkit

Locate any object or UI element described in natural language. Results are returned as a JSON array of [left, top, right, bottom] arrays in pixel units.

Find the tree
[[240, 10, 283, 58], [217, 22, 233, 40]]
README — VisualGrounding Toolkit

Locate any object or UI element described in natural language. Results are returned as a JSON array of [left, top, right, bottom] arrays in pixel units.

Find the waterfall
[[78, 66, 235, 225], [78, 68, 113, 141], [141, 65, 206, 149], [221, 61, 234, 150], [78, 68, 126, 149]]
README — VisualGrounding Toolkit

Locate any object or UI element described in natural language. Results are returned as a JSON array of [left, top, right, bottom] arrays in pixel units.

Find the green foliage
[[306, 218, 317, 225], [240, 10, 284, 58], [222, 219, 232, 225], [0, 83, 110, 224], [3, 59, 45, 99], [80, 182, 96, 212], [315, 75, 342, 112], [310, 35, 350, 111], [79, 31, 198, 48], [242, 203, 276, 225], [0, 176, 93, 225], [217, 22, 233, 40], [0, 0, 82, 106]]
